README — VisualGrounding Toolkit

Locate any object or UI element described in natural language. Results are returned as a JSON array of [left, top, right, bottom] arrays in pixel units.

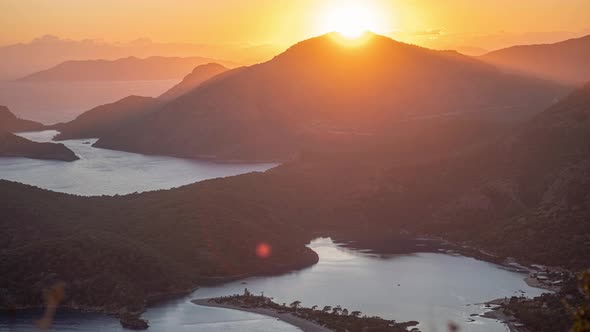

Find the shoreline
[[480, 304, 521, 332], [192, 298, 332, 332], [1, 237, 561, 332]]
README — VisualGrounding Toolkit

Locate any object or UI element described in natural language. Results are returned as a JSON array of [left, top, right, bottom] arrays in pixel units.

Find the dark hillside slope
[[353, 84, 590, 269], [0, 175, 319, 312]]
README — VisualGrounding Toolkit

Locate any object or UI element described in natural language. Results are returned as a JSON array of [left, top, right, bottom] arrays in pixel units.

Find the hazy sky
[[1, 0, 589, 50]]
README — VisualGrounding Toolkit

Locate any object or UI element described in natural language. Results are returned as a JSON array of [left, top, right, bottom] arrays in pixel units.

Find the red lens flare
[[256, 243, 272, 258]]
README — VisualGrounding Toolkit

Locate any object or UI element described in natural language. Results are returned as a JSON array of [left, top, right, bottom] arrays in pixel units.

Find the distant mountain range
[[17, 56, 235, 82], [0, 35, 279, 80], [88, 32, 568, 161], [481, 34, 590, 85]]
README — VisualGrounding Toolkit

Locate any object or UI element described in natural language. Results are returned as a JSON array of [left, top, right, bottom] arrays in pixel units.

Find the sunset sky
[[2, 0, 590, 52]]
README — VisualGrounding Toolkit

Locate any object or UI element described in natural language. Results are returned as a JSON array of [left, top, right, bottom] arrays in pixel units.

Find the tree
[[572, 270, 590, 332], [342, 308, 349, 316], [311, 305, 318, 311], [332, 305, 342, 315], [350, 311, 362, 317], [322, 306, 332, 313], [290, 301, 301, 311]]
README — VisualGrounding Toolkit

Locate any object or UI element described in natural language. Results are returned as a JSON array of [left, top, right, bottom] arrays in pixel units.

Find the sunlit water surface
[[0, 130, 277, 196], [0, 238, 546, 332]]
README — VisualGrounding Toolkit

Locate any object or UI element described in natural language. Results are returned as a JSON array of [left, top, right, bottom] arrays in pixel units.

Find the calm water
[[0, 80, 178, 124], [0, 238, 546, 332], [0, 131, 277, 196]]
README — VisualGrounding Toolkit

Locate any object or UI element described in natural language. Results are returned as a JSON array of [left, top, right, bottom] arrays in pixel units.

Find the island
[[192, 290, 419, 332], [0, 132, 79, 161], [119, 313, 149, 330]]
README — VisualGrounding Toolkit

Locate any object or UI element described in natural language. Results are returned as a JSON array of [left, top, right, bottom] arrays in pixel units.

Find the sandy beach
[[523, 276, 560, 292], [192, 298, 332, 332]]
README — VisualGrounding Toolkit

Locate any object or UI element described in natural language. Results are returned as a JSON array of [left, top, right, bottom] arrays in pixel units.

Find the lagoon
[[0, 238, 546, 332], [0, 130, 276, 196]]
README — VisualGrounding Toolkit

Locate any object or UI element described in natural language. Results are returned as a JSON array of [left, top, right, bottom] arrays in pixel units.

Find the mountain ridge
[[17, 56, 237, 82], [480, 34, 590, 84], [93, 32, 569, 161], [158, 63, 229, 101]]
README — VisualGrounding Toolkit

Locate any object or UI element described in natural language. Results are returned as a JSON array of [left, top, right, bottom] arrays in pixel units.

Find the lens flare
[[256, 242, 272, 258]]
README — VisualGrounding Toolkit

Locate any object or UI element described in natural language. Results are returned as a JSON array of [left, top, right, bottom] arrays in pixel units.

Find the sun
[[321, 2, 383, 39]]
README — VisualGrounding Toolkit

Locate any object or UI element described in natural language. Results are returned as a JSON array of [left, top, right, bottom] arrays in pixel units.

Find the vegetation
[[0, 175, 319, 312], [2, 84, 590, 321], [500, 271, 590, 332], [202, 291, 418, 332], [2, 64, 590, 332]]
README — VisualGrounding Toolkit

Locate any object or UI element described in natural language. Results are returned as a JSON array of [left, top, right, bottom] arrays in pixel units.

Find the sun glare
[[321, 2, 383, 39]]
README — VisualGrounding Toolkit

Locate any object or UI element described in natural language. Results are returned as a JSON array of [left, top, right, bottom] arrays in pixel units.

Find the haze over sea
[[0, 80, 177, 124]]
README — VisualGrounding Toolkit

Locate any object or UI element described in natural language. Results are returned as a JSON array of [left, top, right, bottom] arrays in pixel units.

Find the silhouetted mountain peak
[[0, 105, 18, 120], [268, 32, 494, 79], [274, 32, 408, 61], [190, 62, 226, 74], [158, 63, 228, 101], [93, 33, 567, 161]]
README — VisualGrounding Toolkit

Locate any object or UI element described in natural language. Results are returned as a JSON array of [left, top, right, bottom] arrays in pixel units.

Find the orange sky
[[1, 0, 589, 52]]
